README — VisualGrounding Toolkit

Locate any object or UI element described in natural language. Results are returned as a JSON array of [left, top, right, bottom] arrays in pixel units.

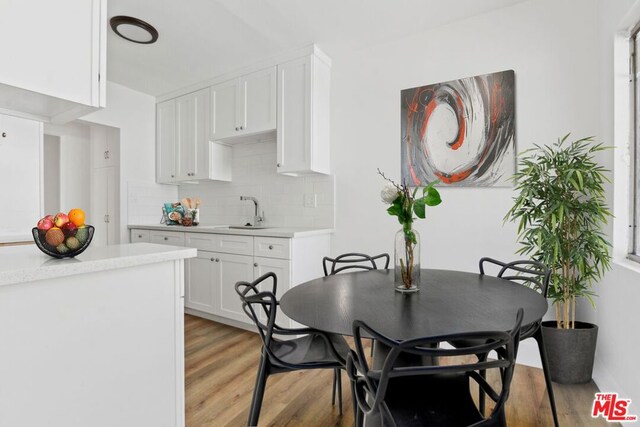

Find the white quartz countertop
[[0, 243, 196, 287], [128, 224, 334, 238]]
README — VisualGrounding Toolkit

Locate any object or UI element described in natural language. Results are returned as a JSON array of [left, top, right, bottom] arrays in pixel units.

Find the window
[[633, 31, 640, 261]]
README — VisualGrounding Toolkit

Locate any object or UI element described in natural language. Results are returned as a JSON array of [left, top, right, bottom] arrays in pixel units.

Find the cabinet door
[[90, 125, 118, 169], [90, 166, 117, 246], [156, 100, 177, 183], [277, 56, 311, 174], [215, 253, 255, 323], [254, 257, 292, 328], [175, 94, 194, 181], [90, 125, 109, 169], [192, 88, 210, 180], [0, 115, 42, 241], [210, 79, 240, 141], [240, 67, 276, 136], [185, 251, 217, 314], [90, 167, 108, 246]]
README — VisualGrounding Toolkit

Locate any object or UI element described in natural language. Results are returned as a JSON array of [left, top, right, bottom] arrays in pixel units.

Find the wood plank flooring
[[185, 314, 617, 427]]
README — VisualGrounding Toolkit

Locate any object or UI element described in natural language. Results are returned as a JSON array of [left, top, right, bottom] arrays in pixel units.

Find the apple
[[54, 212, 69, 228], [45, 228, 65, 247], [61, 221, 78, 237], [37, 215, 55, 232]]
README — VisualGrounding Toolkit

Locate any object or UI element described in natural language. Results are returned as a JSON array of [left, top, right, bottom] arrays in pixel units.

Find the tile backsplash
[[128, 181, 178, 225], [178, 140, 335, 228]]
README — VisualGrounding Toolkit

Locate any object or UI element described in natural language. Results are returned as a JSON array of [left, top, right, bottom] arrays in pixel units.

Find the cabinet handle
[[138, 234, 143, 238], [216, 258, 220, 262], [164, 237, 169, 241], [106, 150, 110, 159], [210, 257, 215, 262], [276, 163, 280, 167], [235, 127, 239, 131], [268, 245, 274, 250], [2, 132, 6, 138], [171, 174, 175, 178], [253, 262, 258, 267], [104, 151, 108, 159], [239, 126, 244, 130]]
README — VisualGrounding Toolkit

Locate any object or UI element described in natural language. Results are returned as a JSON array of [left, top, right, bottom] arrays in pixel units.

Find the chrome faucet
[[240, 196, 264, 226]]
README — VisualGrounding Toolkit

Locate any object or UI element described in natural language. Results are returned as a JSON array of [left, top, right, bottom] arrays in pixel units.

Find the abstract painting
[[401, 70, 515, 187]]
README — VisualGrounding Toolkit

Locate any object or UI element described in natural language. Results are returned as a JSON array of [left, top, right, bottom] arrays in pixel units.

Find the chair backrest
[[347, 309, 524, 426], [323, 252, 390, 276], [480, 257, 551, 297], [235, 272, 279, 352]]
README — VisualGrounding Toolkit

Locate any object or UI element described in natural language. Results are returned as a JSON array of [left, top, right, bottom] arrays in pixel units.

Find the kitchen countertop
[[127, 224, 335, 238], [0, 243, 196, 287]]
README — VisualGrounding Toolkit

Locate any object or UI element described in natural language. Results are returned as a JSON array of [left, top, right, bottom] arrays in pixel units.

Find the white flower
[[381, 183, 399, 204]]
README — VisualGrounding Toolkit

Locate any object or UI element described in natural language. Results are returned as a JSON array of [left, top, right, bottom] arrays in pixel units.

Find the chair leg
[[332, 369, 337, 406], [477, 352, 488, 416], [535, 330, 560, 427], [337, 369, 343, 415], [351, 380, 360, 427], [248, 350, 270, 427]]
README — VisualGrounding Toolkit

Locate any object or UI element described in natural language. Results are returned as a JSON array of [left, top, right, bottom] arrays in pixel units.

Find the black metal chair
[[451, 257, 559, 427], [236, 272, 350, 427], [347, 308, 524, 426], [322, 252, 390, 276], [322, 252, 391, 401]]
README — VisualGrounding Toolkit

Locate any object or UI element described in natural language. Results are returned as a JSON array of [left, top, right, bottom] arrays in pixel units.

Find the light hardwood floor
[[185, 315, 617, 427]]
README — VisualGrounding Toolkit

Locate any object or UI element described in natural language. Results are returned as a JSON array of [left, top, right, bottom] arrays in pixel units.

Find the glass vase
[[394, 227, 420, 292]]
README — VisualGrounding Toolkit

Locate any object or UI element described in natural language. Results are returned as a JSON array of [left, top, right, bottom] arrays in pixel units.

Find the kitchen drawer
[[130, 229, 150, 243], [185, 232, 253, 256], [254, 237, 290, 260], [149, 230, 185, 246]]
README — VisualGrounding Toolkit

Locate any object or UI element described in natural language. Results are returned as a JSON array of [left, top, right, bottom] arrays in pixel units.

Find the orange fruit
[[68, 208, 86, 227]]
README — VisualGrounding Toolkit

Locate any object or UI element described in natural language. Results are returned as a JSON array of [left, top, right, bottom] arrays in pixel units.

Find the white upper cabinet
[[157, 88, 231, 184], [210, 67, 276, 141], [156, 99, 177, 182], [277, 51, 331, 175], [210, 79, 241, 140], [0, 0, 106, 124]]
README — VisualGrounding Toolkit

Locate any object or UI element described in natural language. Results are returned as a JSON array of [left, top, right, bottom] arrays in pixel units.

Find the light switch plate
[[304, 194, 317, 208]]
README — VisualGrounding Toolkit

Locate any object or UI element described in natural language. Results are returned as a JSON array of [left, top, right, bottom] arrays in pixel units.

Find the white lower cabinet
[[129, 228, 331, 329], [254, 256, 291, 325], [215, 252, 255, 322]]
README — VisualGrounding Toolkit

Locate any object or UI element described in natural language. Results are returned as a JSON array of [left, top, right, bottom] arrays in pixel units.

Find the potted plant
[[505, 135, 612, 384]]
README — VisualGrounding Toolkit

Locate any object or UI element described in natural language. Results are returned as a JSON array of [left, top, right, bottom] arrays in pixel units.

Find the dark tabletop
[[280, 269, 548, 341]]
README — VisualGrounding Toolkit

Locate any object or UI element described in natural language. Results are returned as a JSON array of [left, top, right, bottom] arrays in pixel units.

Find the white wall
[[43, 122, 91, 216], [178, 139, 335, 228], [594, 0, 640, 407], [81, 82, 177, 242], [329, 0, 600, 366], [42, 135, 60, 214]]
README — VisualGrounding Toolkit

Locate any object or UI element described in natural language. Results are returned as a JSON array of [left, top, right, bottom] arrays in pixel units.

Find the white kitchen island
[[0, 243, 196, 427]]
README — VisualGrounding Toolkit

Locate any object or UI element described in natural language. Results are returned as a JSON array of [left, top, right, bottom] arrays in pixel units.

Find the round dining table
[[279, 268, 548, 340]]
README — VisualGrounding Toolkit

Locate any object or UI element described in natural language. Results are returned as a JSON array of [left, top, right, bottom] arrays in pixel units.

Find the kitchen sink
[[228, 225, 271, 230]]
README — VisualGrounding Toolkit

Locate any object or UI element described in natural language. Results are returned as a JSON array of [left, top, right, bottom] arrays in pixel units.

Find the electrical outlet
[[304, 194, 317, 208]]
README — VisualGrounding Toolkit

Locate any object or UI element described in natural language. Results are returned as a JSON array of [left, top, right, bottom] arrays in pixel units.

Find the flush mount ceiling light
[[110, 16, 158, 44]]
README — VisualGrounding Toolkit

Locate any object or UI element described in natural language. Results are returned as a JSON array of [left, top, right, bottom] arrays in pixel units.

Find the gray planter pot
[[541, 321, 598, 384]]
